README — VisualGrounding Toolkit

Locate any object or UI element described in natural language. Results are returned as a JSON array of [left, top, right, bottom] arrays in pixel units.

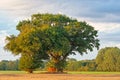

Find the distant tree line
[[0, 59, 45, 71], [0, 59, 97, 71], [0, 60, 19, 70], [0, 47, 120, 71], [65, 59, 97, 71], [66, 47, 120, 72]]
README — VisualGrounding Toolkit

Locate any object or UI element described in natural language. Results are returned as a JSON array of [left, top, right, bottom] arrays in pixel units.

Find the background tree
[[0, 60, 8, 70], [0, 60, 19, 70], [4, 13, 99, 72], [96, 47, 120, 71], [66, 58, 96, 71]]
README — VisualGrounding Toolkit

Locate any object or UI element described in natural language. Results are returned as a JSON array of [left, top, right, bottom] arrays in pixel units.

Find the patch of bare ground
[[0, 74, 120, 80]]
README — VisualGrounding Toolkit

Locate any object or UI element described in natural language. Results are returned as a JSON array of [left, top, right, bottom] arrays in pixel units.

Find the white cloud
[[75, 17, 120, 32], [100, 41, 120, 49], [0, 30, 8, 46], [0, 0, 31, 10], [0, 0, 62, 21], [88, 22, 120, 32]]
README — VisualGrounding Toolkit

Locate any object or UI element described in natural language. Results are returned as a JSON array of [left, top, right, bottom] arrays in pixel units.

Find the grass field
[[0, 71, 46, 74], [0, 71, 25, 74], [0, 71, 120, 80], [0, 71, 120, 74], [68, 71, 120, 74]]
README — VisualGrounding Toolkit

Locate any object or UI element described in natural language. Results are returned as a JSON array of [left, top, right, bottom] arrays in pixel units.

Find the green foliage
[[96, 47, 120, 71], [0, 60, 19, 70], [66, 59, 96, 71], [19, 53, 43, 73], [4, 13, 99, 72], [64, 21, 99, 56], [4, 25, 49, 73]]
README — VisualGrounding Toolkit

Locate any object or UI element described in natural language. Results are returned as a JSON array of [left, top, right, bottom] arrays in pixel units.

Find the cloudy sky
[[0, 0, 120, 61]]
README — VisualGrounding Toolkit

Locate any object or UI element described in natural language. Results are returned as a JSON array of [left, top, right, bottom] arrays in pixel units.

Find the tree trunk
[[56, 68, 63, 72], [28, 69, 33, 73]]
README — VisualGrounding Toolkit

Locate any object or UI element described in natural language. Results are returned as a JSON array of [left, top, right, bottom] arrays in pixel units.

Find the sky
[[0, 0, 120, 61]]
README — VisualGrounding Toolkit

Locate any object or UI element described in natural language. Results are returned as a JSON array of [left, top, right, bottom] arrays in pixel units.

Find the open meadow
[[0, 71, 120, 80]]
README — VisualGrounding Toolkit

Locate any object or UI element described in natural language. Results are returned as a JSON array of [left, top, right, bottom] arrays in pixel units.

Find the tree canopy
[[96, 47, 120, 71], [4, 13, 99, 72]]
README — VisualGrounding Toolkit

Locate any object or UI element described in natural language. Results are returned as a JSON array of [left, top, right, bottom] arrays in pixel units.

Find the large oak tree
[[4, 13, 99, 72]]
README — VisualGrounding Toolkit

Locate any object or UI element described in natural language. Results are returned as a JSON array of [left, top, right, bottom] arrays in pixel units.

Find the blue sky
[[0, 0, 120, 61]]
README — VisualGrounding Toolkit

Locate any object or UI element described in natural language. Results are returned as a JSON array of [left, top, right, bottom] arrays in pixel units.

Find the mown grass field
[[68, 71, 120, 74], [0, 71, 120, 74], [0, 71, 120, 80]]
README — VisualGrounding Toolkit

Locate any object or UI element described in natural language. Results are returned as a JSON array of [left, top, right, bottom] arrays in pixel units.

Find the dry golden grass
[[0, 74, 120, 80]]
